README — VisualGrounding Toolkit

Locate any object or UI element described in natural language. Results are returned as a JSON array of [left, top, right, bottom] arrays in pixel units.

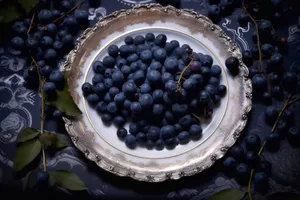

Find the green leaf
[[266, 192, 300, 200], [17, 128, 40, 142], [13, 139, 42, 171], [208, 189, 246, 200], [49, 170, 86, 191], [46, 72, 82, 117], [0, 4, 22, 23], [40, 132, 68, 149], [18, 0, 38, 14]]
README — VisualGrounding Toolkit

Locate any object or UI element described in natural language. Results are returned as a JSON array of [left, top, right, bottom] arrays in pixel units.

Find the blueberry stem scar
[[32, 56, 47, 172]]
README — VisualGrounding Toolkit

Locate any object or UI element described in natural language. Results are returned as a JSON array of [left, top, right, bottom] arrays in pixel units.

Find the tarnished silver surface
[[62, 4, 252, 182]]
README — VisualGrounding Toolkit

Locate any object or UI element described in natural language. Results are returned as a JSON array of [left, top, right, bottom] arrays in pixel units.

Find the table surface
[[0, 0, 300, 199]]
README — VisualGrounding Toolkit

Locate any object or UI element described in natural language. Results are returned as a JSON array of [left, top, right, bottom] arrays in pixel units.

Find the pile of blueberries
[[82, 33, 232, 150], [10, 0, 90, 118]]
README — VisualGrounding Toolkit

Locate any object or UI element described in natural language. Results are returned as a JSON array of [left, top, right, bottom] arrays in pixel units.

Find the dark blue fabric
[[0, 1, 300, 199]]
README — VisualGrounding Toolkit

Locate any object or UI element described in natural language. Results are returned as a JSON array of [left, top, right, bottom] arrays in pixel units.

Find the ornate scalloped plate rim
[[62, 3, 252, 182]]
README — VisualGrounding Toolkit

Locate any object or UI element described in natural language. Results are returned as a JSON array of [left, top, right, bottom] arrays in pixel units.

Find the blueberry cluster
[[223, 134, 271, 190], [10, 0, 90, 118], [82, 33, 227, 150]]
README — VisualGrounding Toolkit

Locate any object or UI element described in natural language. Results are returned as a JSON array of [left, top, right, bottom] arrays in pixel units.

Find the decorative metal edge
[[62, 3, 252, 182]]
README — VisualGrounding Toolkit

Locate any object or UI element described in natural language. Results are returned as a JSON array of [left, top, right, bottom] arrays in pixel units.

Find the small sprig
[[176, 56, 195, 92]]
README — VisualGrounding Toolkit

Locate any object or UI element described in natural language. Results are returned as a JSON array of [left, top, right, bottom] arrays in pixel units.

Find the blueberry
[[132, 70, 144, 86], [40, 65, 53, 77], [44, 49, 57, 62], [102, 56, 115, 67], [93, 82, 106, 96], [53, 109, 64, 118], [262, 92, 272, 105], [113, 92, 125, 105], [124, 134, 137, 149], [39, 9, 53, 24], [62, 34, 74, 48], [165, 80, 177, 94], [134, 35, 145, 45], [43, 82, 56, 94], [135, 132, 146, 144], [101, 113, 113, 124], [95, 101, 107, 114], [45, 23, 57, 36], [165, 138, 177, 147], [161, 72, 174, 84], [74, 9, 89, 25], [269, 53, 283, 70], [145, 140, 155, 150], [111, 71, 124, 86], [122, 82, 137, 97], [147, 127, 160, 141], [82, 82, 93, 96], [259, 20, 272, 35], [179, 114, 193, 129], [11, 37, 24, 50], [164, 42, 175, 55], [113, 116, 126, 127], [129, 122, 140, 135], [139, 50, 152, 63], [86, 93, 100, 105], [131, 101, 142, 114], [261, 44, 275, 57], [245, 134, 261, 152], [124, 36, 134, 45], [208, 4, 221, 20], [201, 55, 213, 68], [198, 91, 211, 105], [225, 57, 239, 75], [146, 70, 161, 86], [53, 41, 63, 53], [140, 83, 151, 94], [57, 29, 67, 40], [117, 128, 127, 140], [145, 33, 155, 41], [64, 16, 78, 33], [172, 103, 188, 117], [40, 36, 53, 49], [170, 40, 180, 48], [139, 94, 153, 109], [33, 31, 43, 40], [32, 170, 49, 188], [265, 106, 278, 124], [107, 102, 118, 115], [208, 77, 220, 87], [200, 67, 211, 79], [49, 70, 64, 84], [238, 12, 249, 26], [123, 99, 131, 110], [210, 65, 222, 77], [160, 125, 176, 140], [104, 68, 113, 78], [154, 34, 167, 46], [164, 111, 175, 124], [252, 74, 268, 92], [127, 45, 137, 54], [183, 78, 197, 91], [109, 87, 120, 98], [245, 151, 258, 167], [153, 48, 167, 63], [189, 125, 202, 138], [242, 50, 253, 65], [235, 163, 250, 184], [190, 74, 204, 87], [91, 74, 103, 86], [103, 93, 112, 103], [121, 65, 131, 76], [52, 9, 61, 18], [152, 104, 164, 116], [230, 145, 244, 161], [127, 53, 139, 64], [223, 157, 237, 175], [177, 131, 190, 144], [61, 0, 72, 11], [253, 172, 268, 191], [104, 78, 113, 89], [282, 72, 297, 92], [104, 46, 119, 60], [266, 132, 280, 152], [155, 139, 165, 150], [151, 90, 163, 104]]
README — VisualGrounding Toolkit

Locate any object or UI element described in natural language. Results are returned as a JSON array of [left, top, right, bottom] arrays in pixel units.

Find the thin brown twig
[[176, 57, 195, 92], [27, 12, 36, 35], [288, 96, 300, 105], [271, 93, 292, 132], [242, 1, 263, 73]]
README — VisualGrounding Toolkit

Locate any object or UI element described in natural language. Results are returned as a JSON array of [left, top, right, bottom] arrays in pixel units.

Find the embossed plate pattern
[[63, 4, 252, 182]]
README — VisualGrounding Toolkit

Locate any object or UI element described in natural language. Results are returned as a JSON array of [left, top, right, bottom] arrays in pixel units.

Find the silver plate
[[63, 4, 252, 182]]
